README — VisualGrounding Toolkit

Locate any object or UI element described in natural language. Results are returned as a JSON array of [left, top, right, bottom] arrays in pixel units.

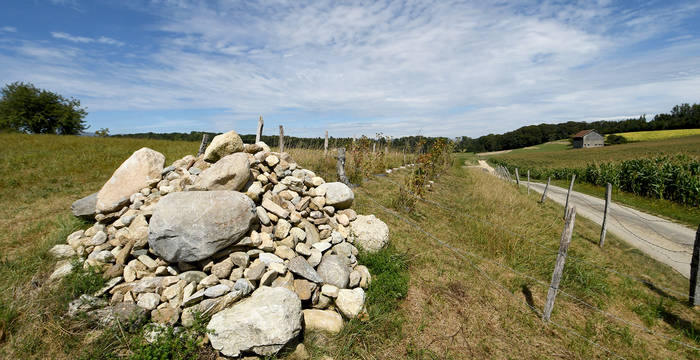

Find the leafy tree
[[0, 82, 88, 135], [95, 128, 110, 137]]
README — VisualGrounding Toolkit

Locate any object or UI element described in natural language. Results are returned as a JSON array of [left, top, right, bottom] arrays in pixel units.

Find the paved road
[[478, 161, 696, 278]]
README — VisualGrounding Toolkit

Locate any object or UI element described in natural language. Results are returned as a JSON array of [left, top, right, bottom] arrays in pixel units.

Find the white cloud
[[51, 31, 124, 46], [0, 26, 17, 33], [2, 1, 700, 136]]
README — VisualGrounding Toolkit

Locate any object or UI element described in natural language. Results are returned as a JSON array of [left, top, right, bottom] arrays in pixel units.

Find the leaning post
[[256, 116, 264, 143], [515, 168, 520, 187], [690, 225, 700, 306], [279, 125, 285, 153], [599, 183, 612, 247], [197, 133, 210, 156], [540, 177, 551, 203], [564, 174, 576, 219], [543, 205, 577, 322], [336, 147, 350, 186]]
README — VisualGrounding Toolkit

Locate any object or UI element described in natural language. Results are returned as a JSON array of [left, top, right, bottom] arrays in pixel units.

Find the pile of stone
[[50, 130, 390, 358]]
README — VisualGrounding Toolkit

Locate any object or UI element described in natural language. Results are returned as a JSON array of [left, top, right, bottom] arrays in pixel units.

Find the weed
[[62, 260, 107, 300]]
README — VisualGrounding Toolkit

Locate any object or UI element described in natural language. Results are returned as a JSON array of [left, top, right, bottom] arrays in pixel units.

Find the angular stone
[[336, 288, 365, 318], [96, 148, 165, 213], [148, 191, 257, 262], [203, 130, 244, 163], [293, 279, 315, 301], [151, 307, 179, 325], [204, 284, 231, 298], [136, 292, 160, 310], [211, 259, 234, 279], [190, 153, 251, 191], [207, 287, 302, 357], [303, 309, 344, 334], [262, 198, 289, 219], [71, 192, 97, 219], [259, 252, 284, 266], [256, 207, 271, 225], [49, 244, 76, 260], [287, 256, 323, 283], [274, 219, 291, 239], [229, 252, 250, 268], [317, 255, 350, 288]]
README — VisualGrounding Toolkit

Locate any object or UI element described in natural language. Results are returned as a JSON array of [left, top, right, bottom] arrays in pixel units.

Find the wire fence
[[357, 165, 700, 354]]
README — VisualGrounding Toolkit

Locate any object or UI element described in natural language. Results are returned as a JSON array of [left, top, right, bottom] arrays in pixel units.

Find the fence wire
[[361, 169, 700, 352]]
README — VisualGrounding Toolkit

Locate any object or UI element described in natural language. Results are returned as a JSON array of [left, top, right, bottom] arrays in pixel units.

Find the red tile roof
[[572, 129, 594, 138]]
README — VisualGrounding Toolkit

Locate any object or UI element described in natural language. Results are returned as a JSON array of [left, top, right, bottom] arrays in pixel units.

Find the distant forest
[[455, 103, 700, 153], [111, 103, 699, 153]]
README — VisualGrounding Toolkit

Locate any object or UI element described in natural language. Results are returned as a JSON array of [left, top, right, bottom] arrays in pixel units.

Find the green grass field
[[488, 134, 700, 169], [0, 134, 698, 359], [614, 129, 700, 142]]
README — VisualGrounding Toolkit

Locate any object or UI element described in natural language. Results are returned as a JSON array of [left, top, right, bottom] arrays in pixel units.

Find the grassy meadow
[[486, 134, 700, 169], [614, 128, 700, 142], [1, 133, 698, 359]]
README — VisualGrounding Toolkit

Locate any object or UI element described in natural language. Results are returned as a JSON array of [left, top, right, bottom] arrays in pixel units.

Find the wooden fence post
[[515, 168, 520, 187], [599, 183, 612, 247], [279, 125, 285, 153], [543, 206, 576, 322], [337, 147, 350, 186], [690, 225, 700, 306], [324, 130, 329, 157], [197, 133, 210, 156], [540, 177, 551, 203], [527, 170, 530, 195], [256, 116, 264, 143], [564, 174, 576, 219], [372, 142, 376, 153]]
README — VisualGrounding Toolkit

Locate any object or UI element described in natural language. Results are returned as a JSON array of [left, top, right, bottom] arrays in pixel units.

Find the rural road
[[477, 161, 696, 278]]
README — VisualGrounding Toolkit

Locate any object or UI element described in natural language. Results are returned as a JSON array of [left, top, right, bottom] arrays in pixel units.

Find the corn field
[[491, 155, 700, 206]]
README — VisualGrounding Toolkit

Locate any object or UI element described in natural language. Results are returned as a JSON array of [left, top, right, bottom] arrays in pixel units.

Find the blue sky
[[1, 0, 699, 138]]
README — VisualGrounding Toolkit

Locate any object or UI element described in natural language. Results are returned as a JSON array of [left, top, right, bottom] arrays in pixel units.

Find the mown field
[[487, 135, 700, 169], [614, 129, 700, 142], [1, 134, 698, 359]]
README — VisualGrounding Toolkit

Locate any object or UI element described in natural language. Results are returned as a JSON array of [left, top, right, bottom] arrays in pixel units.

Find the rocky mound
[[51, 130, 390, 358]]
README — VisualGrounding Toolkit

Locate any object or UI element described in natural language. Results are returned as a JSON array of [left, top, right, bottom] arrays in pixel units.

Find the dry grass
[[1, 134, 697, 359], [343, 154, 699, 359]]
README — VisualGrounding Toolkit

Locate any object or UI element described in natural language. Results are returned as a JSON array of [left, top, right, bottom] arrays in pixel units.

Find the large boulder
[[317, 182, 354, 209], [148, 191, 257, 262], [349, 215, 389, 252], [207, 286, 302, 357], [96, 148, 165, 213], [189, 153, 251, 191], [203, 130, 244, 163], [71, 192, 97, 219], [316, 255, 350, 288]]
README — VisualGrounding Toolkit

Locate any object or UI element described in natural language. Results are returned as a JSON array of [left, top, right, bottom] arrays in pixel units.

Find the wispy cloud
[[1, 1, 700, 136], [51, 31, 124, 46], [0, 26, 17, 33]]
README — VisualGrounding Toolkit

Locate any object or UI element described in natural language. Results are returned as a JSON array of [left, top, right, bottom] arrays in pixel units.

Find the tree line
[[454, 103, 700, 153]]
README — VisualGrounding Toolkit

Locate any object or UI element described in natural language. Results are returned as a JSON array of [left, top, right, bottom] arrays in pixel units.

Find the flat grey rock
[[148, 191, 257, 262]]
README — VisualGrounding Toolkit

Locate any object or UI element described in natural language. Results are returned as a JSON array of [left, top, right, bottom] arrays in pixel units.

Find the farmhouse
[[572, 129, 604, 148]]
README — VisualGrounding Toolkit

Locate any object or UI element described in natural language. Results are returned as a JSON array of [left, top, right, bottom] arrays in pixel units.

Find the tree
[[0, 82, 88, 135], [95, 128, 110, 137]]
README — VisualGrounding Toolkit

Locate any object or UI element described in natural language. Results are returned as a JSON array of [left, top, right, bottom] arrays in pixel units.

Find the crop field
[[487, 135, 700, 169], [614, 129, 700, 142], [0, 134, 698, 359]]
